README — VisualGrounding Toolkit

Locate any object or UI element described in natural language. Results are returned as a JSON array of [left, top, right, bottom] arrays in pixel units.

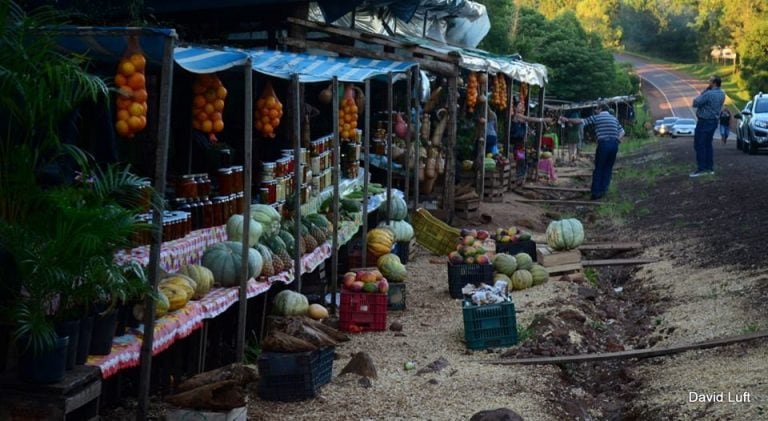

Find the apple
[[464, 246, 477, 256], [508, 226, 518, 236], [473, 240, 483, 248], [476, 254, 489, 265], [343, 275, 356, 290], [449, 251, 464, 264], [371, 269, 384, 281], [464, 256, 475, 264], [361, 272, 378, 283], [377, 279, 389, 293], [463, 236, 475, 246], [495, 228, 504, 239], [476, 230, 489, 240], [351, 280, 365, 292], [356, 271, 367, 282], [500, 235, 512, 243]]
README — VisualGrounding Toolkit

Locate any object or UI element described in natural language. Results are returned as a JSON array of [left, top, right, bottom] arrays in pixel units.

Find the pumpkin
[[377, 220, 414, 242], [133, 292, 170, 320], [202, 241, 263, 287], [388, 195, 408, 221], [273, 290, 309, 316], [160, 283, 189, 311], [514, 252, 534, 271], [377, 253, 407, 282], [530, 264, 548, 286], [307, 304, 329, 320], [226, 214, 263, 246], [511, 270, 533, 290], [546, 218, 585, 251], [161, 274, 196, 299], [177, 265, 214, 299], [367, 228, 395, 257], [493, 254, 518, 276]]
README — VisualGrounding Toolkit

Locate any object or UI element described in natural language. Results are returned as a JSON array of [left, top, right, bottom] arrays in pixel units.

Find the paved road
[[615, 53, 709, 120]]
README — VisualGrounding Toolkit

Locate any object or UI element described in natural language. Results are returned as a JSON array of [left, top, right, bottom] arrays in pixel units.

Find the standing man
[[691, 76, 726, 176], [559, 104, 624, 200]]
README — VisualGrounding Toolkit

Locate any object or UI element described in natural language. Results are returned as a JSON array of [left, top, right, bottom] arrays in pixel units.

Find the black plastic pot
[[18, 336, 68, 384], [54, 319, 80, 370], [75, 315, 94, 365], [89, 310, 118, 356]]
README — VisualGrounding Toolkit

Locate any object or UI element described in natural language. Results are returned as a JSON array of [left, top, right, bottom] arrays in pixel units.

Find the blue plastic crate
[[387, 282, 406, 311], [257, 346, 334, 401], [462, 301, 517, 350]]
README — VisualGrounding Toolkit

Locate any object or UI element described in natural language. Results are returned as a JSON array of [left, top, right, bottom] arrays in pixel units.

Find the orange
[[118, 86, 134, 98], [350, 105, 358, 114], [141, 102, 148, 113], [256, 98, 265, 108], [213, 99, 225, 111], [213, 119, 224, 132], [216, 86, 227, 100], [128, 116, 143, 131], [192, 83, 205, 95], [204, 89, 217, 102], [139, 116, 147, 129], [134, 89, 148, 102], [254, 121, 262, 130], [263, 123, 273, 133], [115, 120, 130, 136], [193, 95, 206, 108], [129, 53, 146, 72], [129, 102, 144, 117], [211, 112, 222, 122], [116, 96, 132, 110], [265, 97, 276, 107], [270, 118, 279, 128], [268, 109, 279, 119], [120, 61, 136, 77], [117, 109, 130, 121], [201, 119, 213, 133], [203, 103, 215, 114], [128, 73, 145, 90], [192, 120, 201, 130], [114, 73, 127, 87], [196, 111, 208, 122]]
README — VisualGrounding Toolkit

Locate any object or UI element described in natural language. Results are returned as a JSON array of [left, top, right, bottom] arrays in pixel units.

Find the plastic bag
[[255, 81, 283, 139], [191, 73, 227, 142], [114, 36, 147, 139]]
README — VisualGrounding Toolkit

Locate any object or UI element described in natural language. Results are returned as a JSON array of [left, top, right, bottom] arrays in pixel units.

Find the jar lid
[[218, 167, 232, 173], [181, 174, 195, 180]]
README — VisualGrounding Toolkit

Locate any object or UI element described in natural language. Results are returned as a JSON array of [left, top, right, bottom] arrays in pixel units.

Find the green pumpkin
[[226, 214, 263, 246], [202, 241, 262, 287], [273, 290, 309, 316], [377, 220, 414, 242], [511, 269, 533, 290], [529, 264, 548, 286], [493, 254, 518, 276], [387, 195, 409, 221], [546, 218, 585, 251]]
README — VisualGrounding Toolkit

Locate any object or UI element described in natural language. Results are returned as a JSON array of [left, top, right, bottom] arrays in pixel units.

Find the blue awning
[[247, 50, 417, 83], [173, 46, 250, 74], [53, 27, 177, 66]]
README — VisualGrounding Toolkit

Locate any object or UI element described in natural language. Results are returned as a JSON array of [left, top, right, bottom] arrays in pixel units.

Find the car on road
[[653, 119, 663, 135], [735, 92, 768, 154], [657, 116, 678, 137], [670, 118, 696, 137]]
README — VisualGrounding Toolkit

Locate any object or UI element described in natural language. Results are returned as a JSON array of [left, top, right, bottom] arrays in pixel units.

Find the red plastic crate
[[339, 289, 388, 332]]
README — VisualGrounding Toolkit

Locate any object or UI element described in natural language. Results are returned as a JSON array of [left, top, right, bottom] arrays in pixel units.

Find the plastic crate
[[393, 241, 410, 264], [446, 262, 494, 299], [495, 239, 537, 261], [387, 282, 406, 311], [463, 301, 518, 350], [339, 290, 388, 332], [257, 346, 334, 402]]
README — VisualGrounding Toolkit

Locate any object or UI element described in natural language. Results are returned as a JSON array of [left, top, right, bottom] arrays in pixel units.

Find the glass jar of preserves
[[259, 188, 270, 204], [175, 174, 197, 199], [217, 167, 233, 196], [276, 177, 285, 203], [262, 162, 276, 181], [260, 180, 277, 204], [231, 166, 244, 192], [196, 173, 211, 197], [235, 192, 244, 214], [211, 196, 225, 226], [201, 196, 214, 228]]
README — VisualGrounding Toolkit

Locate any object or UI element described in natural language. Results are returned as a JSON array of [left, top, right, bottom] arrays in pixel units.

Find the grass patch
[[584, 267, 599, 287], [517, 323, 535, 345], [744, 323, 760, 334], [596, 197, 635, 223], [244, 331, 262, 365]]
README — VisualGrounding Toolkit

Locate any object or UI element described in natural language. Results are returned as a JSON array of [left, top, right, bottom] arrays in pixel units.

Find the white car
[[671, 118, 696, 137]]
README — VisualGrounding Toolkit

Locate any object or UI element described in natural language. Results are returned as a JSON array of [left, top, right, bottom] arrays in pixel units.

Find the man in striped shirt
[[559, 104, 624, 200]]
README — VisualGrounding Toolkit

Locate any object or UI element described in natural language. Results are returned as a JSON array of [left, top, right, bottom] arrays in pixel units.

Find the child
[[537, 151, 557, 185]]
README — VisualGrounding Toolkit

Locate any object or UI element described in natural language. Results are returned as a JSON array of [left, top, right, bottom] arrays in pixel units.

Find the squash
[[514, 252, 534, 271], [161, 274, 196, 299], [377, 220, 414, 242], [546, 218, 585, 251], [132, 292, 170, 320], [367, 228, 395, 257], [493, 254, 518, 276], [273, 290, 309, 316], [202, 241, 263, 287], [377, 253, 407, 282], [511, 270, 533, 291], [177, 265, 214, 299], [225, 214, 262, 246], [530, 264, 548, 286], [160, 283, 189, 311], [387, 195, 408, 221], [307, 304, 329, 320]]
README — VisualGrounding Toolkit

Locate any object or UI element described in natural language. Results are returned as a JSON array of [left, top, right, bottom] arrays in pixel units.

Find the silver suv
[[735, 92, 768, 154]]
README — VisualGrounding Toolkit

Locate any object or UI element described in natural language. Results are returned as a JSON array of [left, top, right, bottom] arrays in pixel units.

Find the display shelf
[[114, 225, 227, 273]]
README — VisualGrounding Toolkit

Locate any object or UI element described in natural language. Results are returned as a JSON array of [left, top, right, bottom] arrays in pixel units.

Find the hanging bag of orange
[[114, 37, 148, 139], [254, 81, 283, 139], [191, 73, 227, 142], [339, 85, 359, 141]]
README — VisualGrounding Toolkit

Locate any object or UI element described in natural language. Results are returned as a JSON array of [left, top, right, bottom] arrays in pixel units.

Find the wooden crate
[[536, 246, 582, 267], [454, 198, 480, 219]]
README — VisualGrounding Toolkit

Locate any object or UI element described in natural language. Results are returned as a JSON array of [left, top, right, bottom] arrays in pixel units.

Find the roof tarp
[[247, 50, 417, 83], [174, 46, 250, 74], [53, 27, 177, 66]]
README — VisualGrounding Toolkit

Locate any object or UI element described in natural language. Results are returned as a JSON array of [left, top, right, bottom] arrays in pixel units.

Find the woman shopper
[[559, 104, 624, 200], [719, 107, 731, 144]]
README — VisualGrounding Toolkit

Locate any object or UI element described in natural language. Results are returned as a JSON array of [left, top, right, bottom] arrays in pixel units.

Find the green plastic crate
[[462, 300, 517, 350]]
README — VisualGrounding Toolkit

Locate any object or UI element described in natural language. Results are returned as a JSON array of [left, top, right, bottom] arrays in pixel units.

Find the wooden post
[[476, 72, 488, 199], [330, 77, 340, 312], [292, 75, 303, 290], [361, 79, 371, 268], [235, 59, 254, 362], [534, 86, 545, 180], [444, 75, 457, 223], [505, 75, 513, 160], [137, 34, 175, 421], [386, 72, 393, 225], [412, 68, 421, 214], [404, 68, 412, 203]]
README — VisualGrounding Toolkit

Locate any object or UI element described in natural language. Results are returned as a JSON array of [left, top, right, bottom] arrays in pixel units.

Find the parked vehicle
[[653, 119, 664, 136], [657, 116, 678, 137], [671, 118, 696, 137], [735, 92, 768, 154]]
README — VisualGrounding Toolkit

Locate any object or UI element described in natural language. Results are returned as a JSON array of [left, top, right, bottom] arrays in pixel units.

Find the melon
[[493, 254, 518, 276], [530, 264, 548, 286], [546, 218, 585, 250], [273, 290, 309, 316], [514, 252, 534, 271], [511, 269, 533, 290]]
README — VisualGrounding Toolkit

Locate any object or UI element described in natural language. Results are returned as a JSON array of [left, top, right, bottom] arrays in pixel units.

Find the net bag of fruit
[[114, 37, 148, 139]]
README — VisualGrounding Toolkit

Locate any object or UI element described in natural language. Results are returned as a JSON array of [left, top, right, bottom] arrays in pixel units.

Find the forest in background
[[478, 0, 768, 100]]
